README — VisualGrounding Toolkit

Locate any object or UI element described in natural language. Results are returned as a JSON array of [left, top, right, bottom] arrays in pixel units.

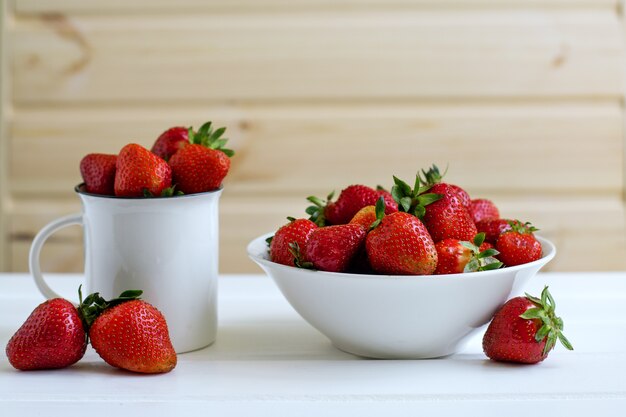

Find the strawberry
[[476, 218, 521, 244], [306, 184, 397, 226], [6, 298, 87, 370], [496, 222, 542, 266], [82, 290, 177, 374], [366, 201, 438, 275], [391, 173, 476, 242], [389, 175, 441, 219], [269, 217, 317, 266], [114, 144, 172, 197], [326, 185, 378, 225], [151, 126, 189, 161], [470, 198, 500, 223], [301, 224, 367, 272], [349, 205, 377, 230], [420, 165, 471, 211], [434, 233, 502, 275], [422, 183, 478, 241], [375, 186, 399, 215], [79, 153, 117, 195], [169, 121, 234, 194], [483, 286, 573, 364]]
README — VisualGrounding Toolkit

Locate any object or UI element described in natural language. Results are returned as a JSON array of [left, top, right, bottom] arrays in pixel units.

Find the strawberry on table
[[434, 233, 502, 275], [6, 298, 87, 371], [302, 224, 367, 272], [496, 221, 542, 266], [269, 218, 317, 267], [114, 144, 172, 197], [151, 126, 189, 161], [80, 153, 117, 195], [81, 290, 177, 374], [469, 198, 500, 223], [483, 286, 573, 364]]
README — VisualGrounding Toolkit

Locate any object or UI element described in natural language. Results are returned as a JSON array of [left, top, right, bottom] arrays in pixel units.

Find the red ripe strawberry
[[169, 121, 234, 194], [375, 187, 399, 215], [496, 222, 542, 266], [84, 290, 177, 374], [483, 287, 573, 364], [151, 126, 189, 161], [470, 198, 500, 223], [325, 185, 379, 225], [302, 224, 367, 272], [270, 218, 317, 266], [306, 185, 397, 227], [80, 153, 117, 195], [6, 298, 87, 370], [434, 233, 502, 275], [476, 218, 521, 244], [114, 144, 172, 197], [420, 165, 471, 211], [389, 174, 475, 241], [366, 211, 438, 275], [422, 183, 478, 242]]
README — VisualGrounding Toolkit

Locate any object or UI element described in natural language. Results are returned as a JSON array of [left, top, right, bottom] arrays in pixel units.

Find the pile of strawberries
[[79, 121, 234, 197], [269, 165, 573, 364], [269, 165, 543, 275], [5, 288, 176, 374]]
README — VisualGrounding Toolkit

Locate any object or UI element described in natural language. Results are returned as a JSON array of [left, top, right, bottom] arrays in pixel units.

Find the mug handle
[[29, 213, 83, 301]]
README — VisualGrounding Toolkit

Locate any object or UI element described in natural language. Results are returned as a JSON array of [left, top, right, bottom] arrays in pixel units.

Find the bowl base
[[331, 341, 456, 360]]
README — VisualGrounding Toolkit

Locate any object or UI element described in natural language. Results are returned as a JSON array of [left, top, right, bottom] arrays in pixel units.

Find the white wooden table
[[1, 273, 625, 416]]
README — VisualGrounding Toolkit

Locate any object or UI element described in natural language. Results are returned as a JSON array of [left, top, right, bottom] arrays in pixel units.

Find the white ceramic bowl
[[248, 233, 556, 359]]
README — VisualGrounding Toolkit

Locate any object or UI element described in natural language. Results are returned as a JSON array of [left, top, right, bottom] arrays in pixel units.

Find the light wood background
[[1, 0, 625, 274]]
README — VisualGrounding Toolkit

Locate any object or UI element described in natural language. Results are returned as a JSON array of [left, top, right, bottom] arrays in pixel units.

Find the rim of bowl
[[75, 183, 223, 200], [247, 232, 556, 281]]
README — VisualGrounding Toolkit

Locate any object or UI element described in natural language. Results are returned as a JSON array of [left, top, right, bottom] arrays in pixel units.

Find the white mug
[[29, 184, 222, 353]]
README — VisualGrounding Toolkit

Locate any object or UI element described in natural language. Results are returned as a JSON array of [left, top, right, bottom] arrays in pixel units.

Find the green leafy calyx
[[419, 164, 448, 187], [368, 196, 387, 231], [508, 220, 539, 235], [519, 286, 574, 355], [459, 233, 503, 272], [77, 285, 143, 330], [142, 186, 184, 198], [391, 175, 442, 219], [305, 191, 334, 227], [188, 121, 235, 157], [288, 242, 314, 269]]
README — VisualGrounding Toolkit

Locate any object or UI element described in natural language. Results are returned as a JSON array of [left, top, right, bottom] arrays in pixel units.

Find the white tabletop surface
[[1, 272, 625, 416]]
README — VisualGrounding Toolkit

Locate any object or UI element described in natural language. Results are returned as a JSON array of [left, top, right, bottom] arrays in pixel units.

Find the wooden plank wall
[[1, 0, 625, 274]]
